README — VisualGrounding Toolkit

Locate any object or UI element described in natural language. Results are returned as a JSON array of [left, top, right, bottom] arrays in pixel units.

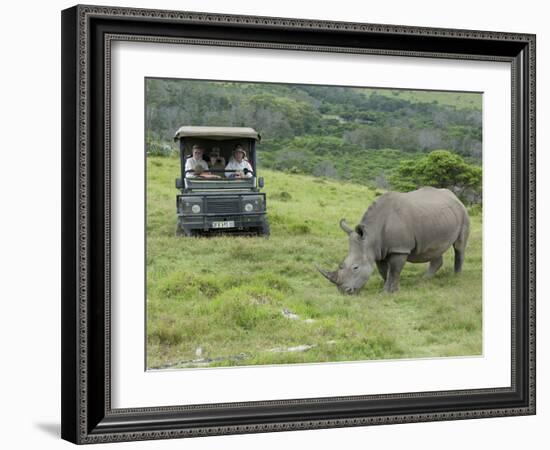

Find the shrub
[[147, 139, 173, 156], [390, 150, 481, 204]]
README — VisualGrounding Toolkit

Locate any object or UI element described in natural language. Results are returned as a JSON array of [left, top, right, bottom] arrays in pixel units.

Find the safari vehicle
[[174, 126, 269, 237]]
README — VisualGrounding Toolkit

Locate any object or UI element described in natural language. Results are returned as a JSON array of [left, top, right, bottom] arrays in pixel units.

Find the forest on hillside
[[145, 78, 482, 199]]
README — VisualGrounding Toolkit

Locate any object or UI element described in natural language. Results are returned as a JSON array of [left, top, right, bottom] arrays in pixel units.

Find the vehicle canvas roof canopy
[[174, 126, 261, 141]]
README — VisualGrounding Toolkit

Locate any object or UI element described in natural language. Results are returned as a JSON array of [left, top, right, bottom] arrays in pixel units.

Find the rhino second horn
[[340, 219, 353, 235], [317, 266, 339, 284]]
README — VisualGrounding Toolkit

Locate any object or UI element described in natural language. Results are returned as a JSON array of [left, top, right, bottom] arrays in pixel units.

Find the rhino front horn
[[316, 266, 339, 284], [340, 219, 353, 235]]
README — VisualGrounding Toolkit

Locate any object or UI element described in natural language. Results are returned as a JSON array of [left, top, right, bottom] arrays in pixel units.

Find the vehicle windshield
[[182, 138, 256, 182]]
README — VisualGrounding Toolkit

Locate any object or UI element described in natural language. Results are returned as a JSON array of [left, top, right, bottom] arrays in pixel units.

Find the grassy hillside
[[147, 156, 482, 369], [365, 88, 482, 110]]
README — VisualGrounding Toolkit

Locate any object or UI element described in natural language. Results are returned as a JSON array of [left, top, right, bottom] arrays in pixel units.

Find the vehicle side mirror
[[258, 177, 264, 188], [175, 178, 183, 189]]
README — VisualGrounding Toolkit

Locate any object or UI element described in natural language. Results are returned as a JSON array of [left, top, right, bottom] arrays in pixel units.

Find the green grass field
[[146, 156, 482, 369]]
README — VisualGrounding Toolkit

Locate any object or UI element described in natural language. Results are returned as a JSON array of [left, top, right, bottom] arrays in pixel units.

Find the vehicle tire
[[184, 228, 199, 237], [176, 222, 198, 237], [175, 223, 185, 237], [259, 220, 270, 237]]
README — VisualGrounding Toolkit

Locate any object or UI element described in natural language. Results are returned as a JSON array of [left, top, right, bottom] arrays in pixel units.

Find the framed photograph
[[61, 4, 536, 444]]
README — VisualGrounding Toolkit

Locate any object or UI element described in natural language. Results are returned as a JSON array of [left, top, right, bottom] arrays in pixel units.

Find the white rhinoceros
[[318, 187, 470, 294]]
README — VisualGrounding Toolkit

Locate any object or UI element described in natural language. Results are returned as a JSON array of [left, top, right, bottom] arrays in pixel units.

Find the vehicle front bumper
[[178, 212, 267, 231]]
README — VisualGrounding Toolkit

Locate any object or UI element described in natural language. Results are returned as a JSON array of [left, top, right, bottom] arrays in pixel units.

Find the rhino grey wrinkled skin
[[318, 187, 470, 294]]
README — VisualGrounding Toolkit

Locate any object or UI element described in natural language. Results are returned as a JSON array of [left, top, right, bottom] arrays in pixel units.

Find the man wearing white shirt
[[225, 144, 253, 179]]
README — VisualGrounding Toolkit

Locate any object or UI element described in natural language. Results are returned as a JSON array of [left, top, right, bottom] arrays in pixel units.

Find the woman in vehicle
[[225, 144, 253, 179]]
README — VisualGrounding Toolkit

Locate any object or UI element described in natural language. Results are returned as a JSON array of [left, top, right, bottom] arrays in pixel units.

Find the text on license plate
[[212, 221, 235, 229]]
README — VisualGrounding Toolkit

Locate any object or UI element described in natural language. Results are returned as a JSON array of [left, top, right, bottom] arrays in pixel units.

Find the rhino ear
[[355, 224, 367, 240]]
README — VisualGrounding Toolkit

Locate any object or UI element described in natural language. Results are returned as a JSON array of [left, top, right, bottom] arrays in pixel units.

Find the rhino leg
[[376, 260, 388, 282], [453, 220, 469, 273], [425, 255, 443, 278], [384, 253, 408, 293], [453, 236, 467, 273], [454, 249, 465, 273]]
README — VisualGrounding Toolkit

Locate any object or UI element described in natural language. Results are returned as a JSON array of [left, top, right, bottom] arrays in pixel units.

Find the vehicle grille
[[206, 198, 240, 214]]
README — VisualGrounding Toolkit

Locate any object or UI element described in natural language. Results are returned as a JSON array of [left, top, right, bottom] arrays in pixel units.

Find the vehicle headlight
[[242, 196, 263, 212], [191, 204, 201, 213]]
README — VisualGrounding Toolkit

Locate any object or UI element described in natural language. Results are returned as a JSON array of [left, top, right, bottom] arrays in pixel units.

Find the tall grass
[[147, 156, 482, 369]]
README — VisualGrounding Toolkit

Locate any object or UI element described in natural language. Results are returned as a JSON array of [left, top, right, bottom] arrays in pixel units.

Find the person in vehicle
[[208, 146, 226, 174], [185, 145, 219, 178], [225, 144, 253, 179]]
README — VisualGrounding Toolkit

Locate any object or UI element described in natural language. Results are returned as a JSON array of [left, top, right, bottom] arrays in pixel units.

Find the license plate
[[212, 220, 235, 229]]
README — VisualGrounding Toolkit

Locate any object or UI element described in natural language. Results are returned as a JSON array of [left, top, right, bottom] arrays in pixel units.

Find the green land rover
[[174, 126, 270, 237]]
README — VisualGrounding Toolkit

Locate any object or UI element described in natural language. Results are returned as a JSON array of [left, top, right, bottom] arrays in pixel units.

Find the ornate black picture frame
[[61, 4, 536, 444]]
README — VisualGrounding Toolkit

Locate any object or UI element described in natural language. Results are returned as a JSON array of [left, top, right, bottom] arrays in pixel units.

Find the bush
[[147, 139, 173, 157], [390, 150, 481, 204]]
